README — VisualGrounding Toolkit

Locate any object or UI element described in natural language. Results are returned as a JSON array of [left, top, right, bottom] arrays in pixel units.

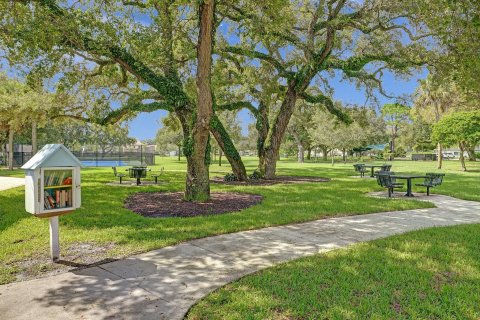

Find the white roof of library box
[[21, 144, 84, 170]]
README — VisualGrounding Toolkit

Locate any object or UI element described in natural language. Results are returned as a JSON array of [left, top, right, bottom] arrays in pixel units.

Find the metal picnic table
[[390, 174, 428, 197], [364, 165, 387, 177], [128, 166, 148, 185]]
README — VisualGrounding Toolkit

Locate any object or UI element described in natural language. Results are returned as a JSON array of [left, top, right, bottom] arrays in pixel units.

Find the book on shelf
[[44, 191, 56, 209], [44, 170, 72, 187], [44, 189, 72, 210]]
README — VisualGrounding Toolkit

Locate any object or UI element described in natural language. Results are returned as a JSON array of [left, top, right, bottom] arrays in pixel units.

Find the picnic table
[[390, 174, 427, 197], [128, 166, 148, 185], [364, 165, 388, 177]]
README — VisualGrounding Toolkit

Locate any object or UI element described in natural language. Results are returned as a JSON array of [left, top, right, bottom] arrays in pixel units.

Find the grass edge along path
[[1, 158, 478, 285], [187, 223, 480, 320]]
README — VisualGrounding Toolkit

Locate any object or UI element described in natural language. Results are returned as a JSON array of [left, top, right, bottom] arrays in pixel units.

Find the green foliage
[[432, 111, 480, 147], [312, 105, 386, 155], [248, 170, 262, 180], [223, 172, 238, 182], [381, 103, 411, 126], [155, 115, 183, 156], [417, 0, 480, 94], [395, 146, 406, 158]]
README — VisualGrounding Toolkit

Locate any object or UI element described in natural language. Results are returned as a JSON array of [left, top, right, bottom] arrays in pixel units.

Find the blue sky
[[129, 69, 428, 140]]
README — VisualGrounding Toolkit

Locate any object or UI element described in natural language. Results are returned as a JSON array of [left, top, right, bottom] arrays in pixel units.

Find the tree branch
[[36, 0, 190, 107], [221, 46, 293, 79], [215, 101, 258, 116], [300, 92, 351, 124], [101, 99, 173, 125]]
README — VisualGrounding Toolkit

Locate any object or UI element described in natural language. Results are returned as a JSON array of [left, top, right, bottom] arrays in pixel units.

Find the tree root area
[[125, 192, 263, 217]]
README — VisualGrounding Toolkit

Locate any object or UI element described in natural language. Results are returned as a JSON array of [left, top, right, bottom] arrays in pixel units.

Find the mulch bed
[[211, 175, 330, 186], [125, 192, 263, 218]]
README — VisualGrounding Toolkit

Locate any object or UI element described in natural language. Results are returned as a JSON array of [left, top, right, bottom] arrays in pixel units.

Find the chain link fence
[[4, 145, 156, 167]]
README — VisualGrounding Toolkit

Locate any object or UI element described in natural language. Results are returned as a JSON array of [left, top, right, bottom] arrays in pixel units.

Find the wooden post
[[49, 216, 60, 261]]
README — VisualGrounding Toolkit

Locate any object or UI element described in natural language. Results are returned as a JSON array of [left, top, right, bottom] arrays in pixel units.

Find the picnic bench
[[150, 167, 164, 184], [415, 173, 445, 196], [376, 171, 445, 197], [353, 164, 367, 177], [376, 171, 404, 197], [112, 166, 127, 184]]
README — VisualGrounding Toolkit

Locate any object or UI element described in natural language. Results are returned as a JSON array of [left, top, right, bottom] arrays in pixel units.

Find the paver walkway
[[1, 194, 479, 320], [0, 177, 24, 191]]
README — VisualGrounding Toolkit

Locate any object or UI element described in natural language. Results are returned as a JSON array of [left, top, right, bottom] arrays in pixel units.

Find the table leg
[[405, 178, 413, 197], [137, 177, 141, 185], [371, 167, 375, 177]]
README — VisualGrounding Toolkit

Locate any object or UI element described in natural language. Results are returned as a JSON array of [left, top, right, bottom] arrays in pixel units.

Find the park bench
[[415, 173, 445, 196], [353, 164, 367, 177], [374, 164, 392, 176], [381, 164, 392, 171], [376, 171, 404, 198], [150, 167, 164, 184], [112, 166, 127, 184]]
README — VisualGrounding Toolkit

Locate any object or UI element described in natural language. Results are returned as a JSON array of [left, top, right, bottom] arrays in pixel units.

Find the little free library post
[[22, 144, 83, 261]]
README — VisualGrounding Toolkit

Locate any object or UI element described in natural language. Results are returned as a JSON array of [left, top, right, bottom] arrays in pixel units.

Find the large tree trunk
[[389, 127, 396, 161], [291, 131, 304, 163], [255, 101, 269, 176], [8, 128, 14, 170], [31, 121, 38, 155], [306, 147, 312, 160], [260, 148, 278, 179], [297, 143, 304, 163], [466, 145, 476, 161], [184, 0, 214, 201], [459, 142, 467, 171], [320, 146, 329, 161], [437, 142, 443, 169], [258, 85, 298, 179], [210, 114, 247, 180]]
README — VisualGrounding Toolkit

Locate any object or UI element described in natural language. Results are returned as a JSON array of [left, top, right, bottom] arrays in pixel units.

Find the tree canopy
[[432, 111, 480, 170]]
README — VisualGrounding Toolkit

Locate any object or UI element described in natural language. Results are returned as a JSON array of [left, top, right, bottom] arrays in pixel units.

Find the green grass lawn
[[187, 223, 480, 320], [0, 157, 478, 284]]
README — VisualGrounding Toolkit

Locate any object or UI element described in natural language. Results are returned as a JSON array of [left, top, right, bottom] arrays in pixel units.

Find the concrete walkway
[[1, 194, 479, 320], [0, 176, 24, 191]]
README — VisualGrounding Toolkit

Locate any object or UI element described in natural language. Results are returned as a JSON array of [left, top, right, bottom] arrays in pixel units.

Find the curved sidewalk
[[0, 177, 24, 191], [1, 195, 479, 320]]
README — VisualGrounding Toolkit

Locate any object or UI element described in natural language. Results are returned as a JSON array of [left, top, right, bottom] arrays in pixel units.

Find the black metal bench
[[374, 164, 392, 176], [112, 166, 127, 184], [376, 171, 404, 197], [150, 167, 164, 184], [353, 164, 367, 177], [415, 173, 445, 196]]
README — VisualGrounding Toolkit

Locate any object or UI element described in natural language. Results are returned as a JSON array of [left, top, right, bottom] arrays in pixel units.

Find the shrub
[[223, 173, 238, 182], [248, 170, 262, 180], [395, 147, 407, 157]]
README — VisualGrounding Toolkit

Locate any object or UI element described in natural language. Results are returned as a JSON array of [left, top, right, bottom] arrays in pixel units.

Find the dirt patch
[[432, 271, 457, 292], [10, 242, 116, 283], [211, 175, 330, 186], [125, 192, 263, 218]]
